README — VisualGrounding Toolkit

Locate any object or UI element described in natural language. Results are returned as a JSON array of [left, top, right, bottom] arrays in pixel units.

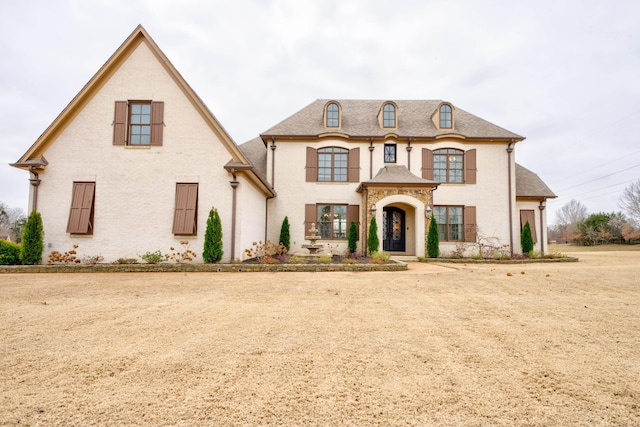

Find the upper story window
[[113, 101, 164, 146], [434, 148, 464, 183], [383, 103, 396, 128], [318, 147, 348, 182], [384, 144, 397, 163], [129, 102, 151, 145], [439, 104, 452, 129], [325, 102, 340, 127]]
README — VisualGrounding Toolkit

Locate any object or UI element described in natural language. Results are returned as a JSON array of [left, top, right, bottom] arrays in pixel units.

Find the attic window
[[440, 104, 452, 129], [383, 103, 396, 128], [326, 103, 340, 127]]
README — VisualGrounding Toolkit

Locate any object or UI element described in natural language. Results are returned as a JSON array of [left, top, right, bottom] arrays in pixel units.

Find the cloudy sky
[[1, 0, 639, 224]]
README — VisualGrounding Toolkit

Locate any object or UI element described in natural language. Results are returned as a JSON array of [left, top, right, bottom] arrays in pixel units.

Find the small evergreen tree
[[521, 220, 534, 255], [348, 221, 357, 254], [279, 216, 290, 252], [427, 214, 440, 258], [202, 208, 223, 263], [20, 210, 44, 265], [368, 217, 379, 254]]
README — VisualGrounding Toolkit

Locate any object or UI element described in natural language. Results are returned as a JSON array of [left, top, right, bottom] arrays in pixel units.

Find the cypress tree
[[20, 210, 44, 265], [279, 216, 290, 252], [203, 208, 223, 263], [348, 221, 357, 254], [427, 214, 440, 258], [368, 217, 379, 254], [521, 220, 534, 255]]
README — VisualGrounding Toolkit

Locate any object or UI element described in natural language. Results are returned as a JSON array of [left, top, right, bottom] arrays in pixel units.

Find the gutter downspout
[[507, 141, 514, 256], [270, 137, 276, 188], [539, 200, 546, 256], [368, 138, 374, 179], [230, 169, 239, 262], [364, 187, 369, 256], [28, 166, 41, 213]]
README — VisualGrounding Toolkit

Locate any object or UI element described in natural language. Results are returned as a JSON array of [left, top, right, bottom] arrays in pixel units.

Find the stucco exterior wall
[[35, 42, 241, 263]]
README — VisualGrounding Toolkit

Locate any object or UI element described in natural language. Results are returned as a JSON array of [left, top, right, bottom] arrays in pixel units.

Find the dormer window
[[439, 104, 453, 129], [383, 103, 396, 128], [325, 102, 340, 128]]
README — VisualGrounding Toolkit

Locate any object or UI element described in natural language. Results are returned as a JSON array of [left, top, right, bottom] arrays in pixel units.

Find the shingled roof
[[261, 99, 524, 140], [516, 164, 557, 199]]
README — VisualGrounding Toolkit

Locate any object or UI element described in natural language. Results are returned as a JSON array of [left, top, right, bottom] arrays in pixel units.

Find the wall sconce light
[[370, 204, 377, 214], [425, 205, 432, 217]]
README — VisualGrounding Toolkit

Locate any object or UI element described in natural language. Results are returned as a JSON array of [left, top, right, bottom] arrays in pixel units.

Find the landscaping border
[[0, 260, 408, 274]]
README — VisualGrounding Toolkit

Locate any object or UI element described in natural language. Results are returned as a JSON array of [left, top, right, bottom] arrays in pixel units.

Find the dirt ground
[[1, 249, 639, 426]]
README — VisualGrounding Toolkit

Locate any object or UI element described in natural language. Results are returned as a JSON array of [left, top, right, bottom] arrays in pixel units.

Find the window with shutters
[[305, 204, 359, 240], [172, 183, 198, 235], [422, 148, 476, 184], [67, 182, 96, 234], [306, 147, 360, 183], [433, 205, 476, 242], [113, 101, 164, 146]]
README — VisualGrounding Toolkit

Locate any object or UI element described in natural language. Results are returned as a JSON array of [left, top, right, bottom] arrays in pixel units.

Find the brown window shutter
[[150, 101, 164, 146], [306, 147, 317, 182], [348, 147, 360, 182], [520, 210, 537, 243], [422, 148, 434, 180], [347, 205, 360, 240], [173, 183, 198, 235], [465, 149, 476, 184], [113, 101, 127, 145], [67, 182, 95, 234], [305, 204, 316, 236], [464, 206, 476, 242]]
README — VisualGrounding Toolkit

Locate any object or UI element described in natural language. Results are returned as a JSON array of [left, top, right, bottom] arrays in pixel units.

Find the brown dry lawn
[[1, 248, 639, 426]]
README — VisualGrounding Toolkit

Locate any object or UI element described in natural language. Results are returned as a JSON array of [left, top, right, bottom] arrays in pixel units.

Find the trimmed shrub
[[0, 239, 21, 265], [368, 217, 379, 254], [203, 207, 223, 263], [521, 220, 534, 255], [427, 214, 440, 258], [279, 216, 290, 252], [20, 211, 44, 265], [348, 221, 357, 254]]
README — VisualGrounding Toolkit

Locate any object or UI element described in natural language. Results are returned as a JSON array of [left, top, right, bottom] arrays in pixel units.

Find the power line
[[560, 176, 638, 200], [556, 164, 640, 193]]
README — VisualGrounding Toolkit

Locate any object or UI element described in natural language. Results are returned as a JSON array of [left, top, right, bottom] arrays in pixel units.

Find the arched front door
[[383, 207, 406, 252]]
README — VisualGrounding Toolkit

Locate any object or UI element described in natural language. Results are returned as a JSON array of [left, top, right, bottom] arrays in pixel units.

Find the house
[[256, 99, 556, 258], [11, 26, 555, 263], [11, 26, 273, 263]]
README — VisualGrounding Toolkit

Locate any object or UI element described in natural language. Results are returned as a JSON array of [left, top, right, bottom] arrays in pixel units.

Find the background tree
[[619, 179, 640, 225], [555, 199, 587, 243], [348, 221, 357, 254], [202, 208, 223, 263], [0, 203, 26, 242], [367, 217, 379, 254], [427, 215, 439, 258], [20, 210, 44, 265], [521, 220, 534, 255], [279, 216, 290, 252]]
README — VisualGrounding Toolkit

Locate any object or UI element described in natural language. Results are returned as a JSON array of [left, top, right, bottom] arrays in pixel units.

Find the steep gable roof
[[261, 99, 524, 141], [516, 164, 557, 199], [11, 25, 272, 195]]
